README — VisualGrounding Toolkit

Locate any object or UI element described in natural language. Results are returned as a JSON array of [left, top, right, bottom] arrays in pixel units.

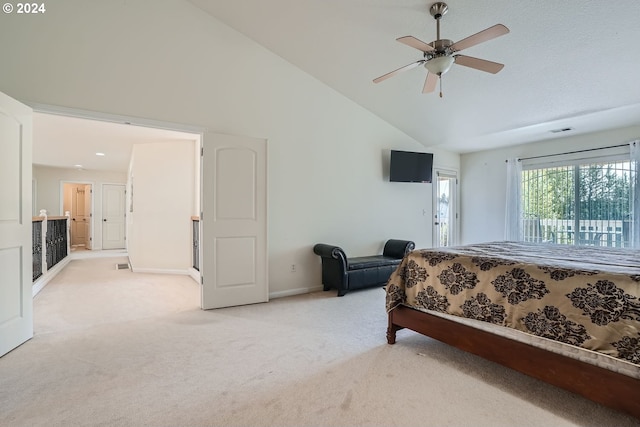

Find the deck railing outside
[[523, 218, 630, 247]]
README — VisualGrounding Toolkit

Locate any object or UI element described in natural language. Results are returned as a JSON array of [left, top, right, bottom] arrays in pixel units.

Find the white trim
[[29, 102, 206, 135], [188, 267, 200, 284], [70, 249, 127, 259], [131, 268, 191, 275], [269, 285, 323, 299], [32, 257, 72, 297]]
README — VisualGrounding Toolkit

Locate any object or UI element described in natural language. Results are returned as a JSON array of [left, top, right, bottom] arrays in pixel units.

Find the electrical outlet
[[290, 264, 296, 272]]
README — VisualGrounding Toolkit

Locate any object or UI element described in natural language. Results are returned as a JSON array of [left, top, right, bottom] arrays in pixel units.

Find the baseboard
[[188, 268, 201, 284], [32, 257, 72, 297], [269, 285, 323, 299], [130, 267, 191, 275], [70, 249, 128, 260]]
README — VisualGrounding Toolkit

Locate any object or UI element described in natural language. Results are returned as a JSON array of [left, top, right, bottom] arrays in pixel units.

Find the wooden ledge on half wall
[[32, 216, 68, 222]]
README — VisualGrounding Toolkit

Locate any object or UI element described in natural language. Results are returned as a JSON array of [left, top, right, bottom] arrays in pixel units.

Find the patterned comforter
[[385, 241, 640, 365]]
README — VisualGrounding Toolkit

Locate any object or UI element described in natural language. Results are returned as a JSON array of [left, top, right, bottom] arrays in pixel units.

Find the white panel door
[[102, 184, 126, 249], [201, 133, 268, 309], [0, 91, 33, 357]]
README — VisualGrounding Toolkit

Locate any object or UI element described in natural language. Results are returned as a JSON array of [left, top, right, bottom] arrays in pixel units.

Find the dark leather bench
[[313, 239, 415, 296]]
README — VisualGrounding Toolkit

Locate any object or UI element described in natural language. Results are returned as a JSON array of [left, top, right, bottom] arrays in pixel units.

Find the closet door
[[200, 132, 268, 309]]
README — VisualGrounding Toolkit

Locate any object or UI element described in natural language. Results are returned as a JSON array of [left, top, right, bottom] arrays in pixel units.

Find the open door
[[64, 182, 92, 249], [433, 170, 458, 247], [201, 133, 268, 309], [0, 91, 33, 357]]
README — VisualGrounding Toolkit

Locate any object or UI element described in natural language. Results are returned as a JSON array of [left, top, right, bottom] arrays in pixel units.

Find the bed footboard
[[387, 305, 640, 420]]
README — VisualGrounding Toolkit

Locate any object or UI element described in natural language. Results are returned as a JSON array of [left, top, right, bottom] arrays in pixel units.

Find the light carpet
[[0, 256, 638, 426]]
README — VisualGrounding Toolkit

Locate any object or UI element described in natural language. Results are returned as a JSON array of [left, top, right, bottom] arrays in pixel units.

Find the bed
[[385, 241, 640, 419]]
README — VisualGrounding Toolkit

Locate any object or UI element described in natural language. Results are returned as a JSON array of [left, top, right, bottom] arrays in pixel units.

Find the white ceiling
[[33, 113, 199, 172], [187, 0, 640, 152], [33, 0, 640, 172]]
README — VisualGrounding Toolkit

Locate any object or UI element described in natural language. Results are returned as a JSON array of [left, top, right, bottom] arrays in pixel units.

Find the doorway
[[63, 182, 92, 250], [433, 170, 458, 247]]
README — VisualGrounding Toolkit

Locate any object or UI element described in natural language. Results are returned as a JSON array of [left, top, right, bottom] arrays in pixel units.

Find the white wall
[[1, 0, 459, 296], [460, 125, 640, 244], [32, 165, 127, 250], [127, 141, 196, 273]]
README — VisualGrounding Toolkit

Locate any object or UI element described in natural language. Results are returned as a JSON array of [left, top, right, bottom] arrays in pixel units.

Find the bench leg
[[323, 284, 331, 291]]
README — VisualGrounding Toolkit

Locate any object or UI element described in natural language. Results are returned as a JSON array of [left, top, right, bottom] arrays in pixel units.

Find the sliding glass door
[[521, 158, 633, 247]]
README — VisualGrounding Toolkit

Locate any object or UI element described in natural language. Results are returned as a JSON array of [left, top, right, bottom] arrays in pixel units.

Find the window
[[521, 153, 634, 247], [433, 170, 458, 247]]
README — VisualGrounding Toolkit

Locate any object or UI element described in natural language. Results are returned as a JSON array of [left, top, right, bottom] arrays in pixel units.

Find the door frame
[[432, 168, 460, 247], [60, 181, 94, 250], [32, 103, 206, 280]]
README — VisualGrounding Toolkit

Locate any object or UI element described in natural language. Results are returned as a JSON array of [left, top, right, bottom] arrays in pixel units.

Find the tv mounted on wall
[[389, 150, 434, 183]]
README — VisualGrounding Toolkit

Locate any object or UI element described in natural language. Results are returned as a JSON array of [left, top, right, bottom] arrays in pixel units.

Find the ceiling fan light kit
[[424, 55, 454, 75], [373, 1, 509, 97]]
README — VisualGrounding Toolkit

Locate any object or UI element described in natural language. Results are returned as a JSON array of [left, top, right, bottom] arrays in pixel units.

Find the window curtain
[[630, 141, 640, 248], [505, 158, 522, 241]]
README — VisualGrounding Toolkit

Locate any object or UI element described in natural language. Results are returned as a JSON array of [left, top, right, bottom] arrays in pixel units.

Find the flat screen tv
[[389, 150, 433, 183]]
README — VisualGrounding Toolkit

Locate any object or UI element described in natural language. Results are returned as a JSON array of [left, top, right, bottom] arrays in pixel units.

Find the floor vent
[[116, 263, 130, 270]]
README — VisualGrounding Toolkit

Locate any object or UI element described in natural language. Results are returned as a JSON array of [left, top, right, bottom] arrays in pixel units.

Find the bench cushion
[[348, 255, 402, 270]]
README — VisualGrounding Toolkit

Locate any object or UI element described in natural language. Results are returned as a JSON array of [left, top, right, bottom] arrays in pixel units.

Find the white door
[[433, 170, 458, 247], [0, 91, 33, 357], [201, 133, 268, 309], [102, 184, 126, 249]]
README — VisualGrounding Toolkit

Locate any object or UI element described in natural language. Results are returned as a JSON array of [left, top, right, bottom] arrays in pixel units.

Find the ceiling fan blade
[[396, 36, 435, 53], [454, 55, 504, 74], [450, 24, 509, 52], [373, 60, 425, 83], [423, 72, 437, 93]]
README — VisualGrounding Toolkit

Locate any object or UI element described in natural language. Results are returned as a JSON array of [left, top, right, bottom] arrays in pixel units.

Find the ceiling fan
[[373, 2, 509, 97]]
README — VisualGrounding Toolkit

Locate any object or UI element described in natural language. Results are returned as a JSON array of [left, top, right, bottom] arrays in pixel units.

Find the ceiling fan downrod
[[431, 2, 448, 98], [430, 2, 448, 41]]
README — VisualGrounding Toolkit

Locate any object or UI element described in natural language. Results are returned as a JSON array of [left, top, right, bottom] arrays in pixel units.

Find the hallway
[[34, 256, 199, 335]]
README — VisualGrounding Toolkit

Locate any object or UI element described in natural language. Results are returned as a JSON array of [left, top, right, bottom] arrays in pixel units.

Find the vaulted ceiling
[[33, 1, 640, 173], [188, 0, 640, 152]]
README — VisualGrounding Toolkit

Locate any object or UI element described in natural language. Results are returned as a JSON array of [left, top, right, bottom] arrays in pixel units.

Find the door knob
[[103, 219, 107, 222]]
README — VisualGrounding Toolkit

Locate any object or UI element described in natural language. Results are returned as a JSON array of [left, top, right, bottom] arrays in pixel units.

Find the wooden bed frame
[[387, 304, 640, 419]]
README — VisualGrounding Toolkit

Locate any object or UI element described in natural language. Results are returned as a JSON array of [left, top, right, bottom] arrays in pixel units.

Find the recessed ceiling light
[[96, 152, 105, 156], [74, 164, 83, 168]]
